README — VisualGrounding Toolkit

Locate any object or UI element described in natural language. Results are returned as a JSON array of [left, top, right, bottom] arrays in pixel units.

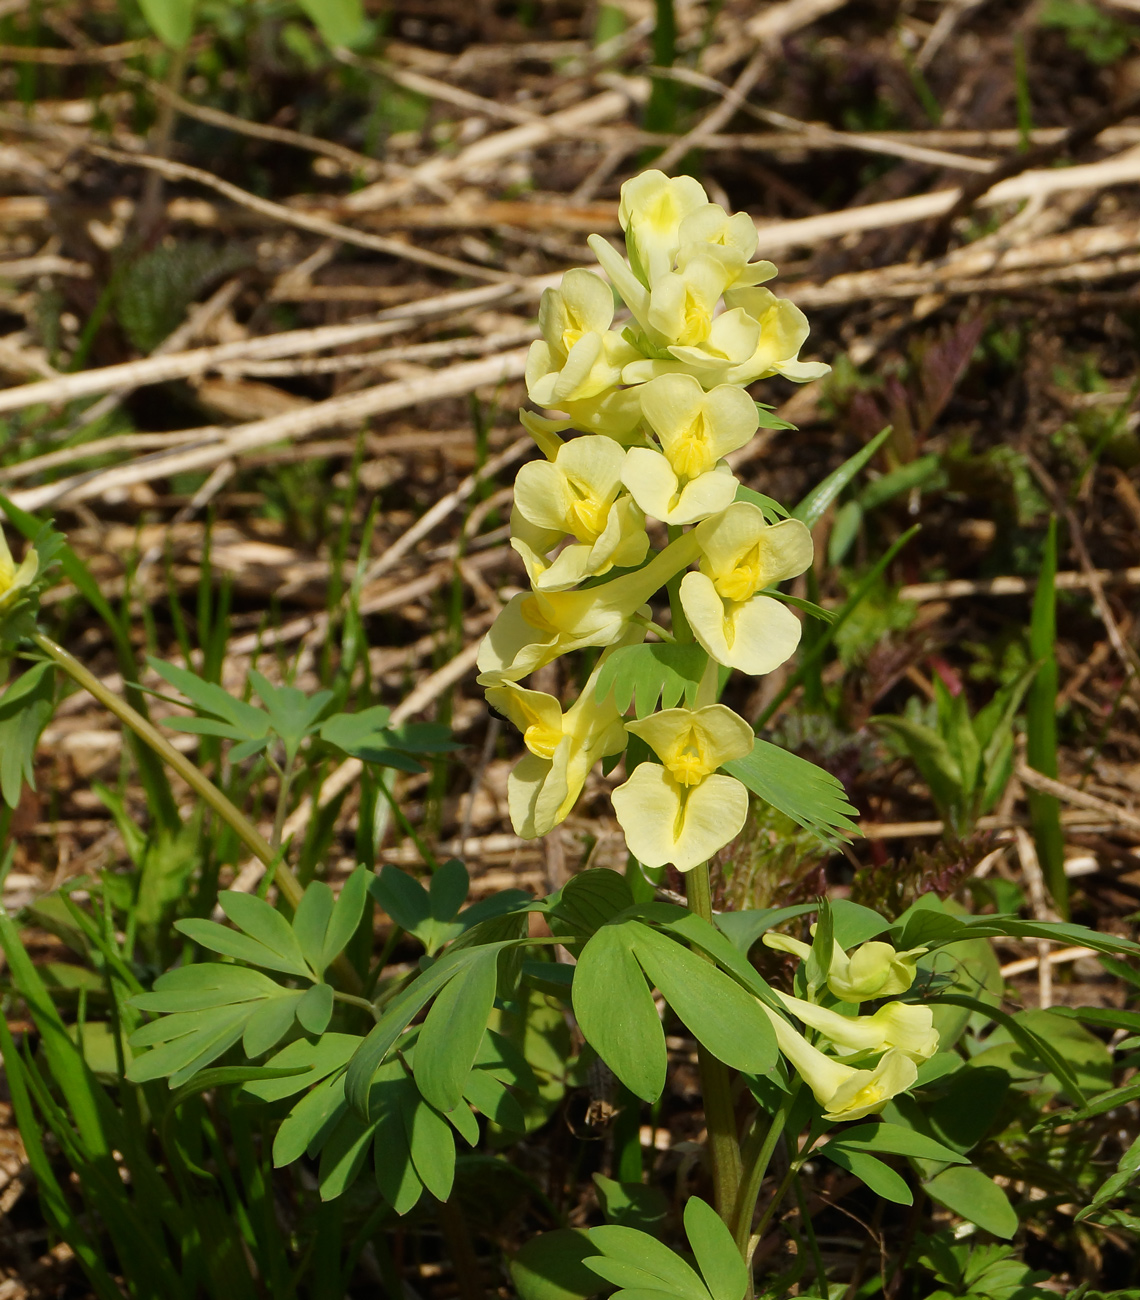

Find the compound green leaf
[[0, 662, 54, 808], [511, 1229, 601, 1300], [400, 1086, 455, 1201], [131, 962, 280, 1013], [925, 1166, 1018, 1239], [594, 643, 708, 717], [245, 1032, 362, 1102], [684, 1196, 747, 1300], [274, 1073, 348, 1166], [825, 1122, 966, 1164], [415, 947, 498, 1112], [318, 1108, 375, 1201], [823, 1146, 912, 1205], [218, 892, 310, 975], [292, 881, 335, 975], [242, 991, 305, 1057], [587, 1225, 710, 1300], [724, 741, 858, 843], [627, 924, 777, 1075], [296, 982, 334, 1036], [573, 924, 665, 1102]]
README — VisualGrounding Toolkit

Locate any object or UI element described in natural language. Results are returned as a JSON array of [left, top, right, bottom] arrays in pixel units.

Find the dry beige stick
[[131, 72, 385, 178], [6, 348, 530, 513], [896, 567, 1140, 603], [1014, 826, 1056, 1007], [1016, 763, 1140, 835], [1000, 946, 1098, 978], [859, 810, 1117, 838], [873, 251, 1140, 301], [341, 89, 633, 213], [335, 51, 539, 127], [0, 429, 225, 484], [789, 219, 1140, 306], [753, 150, 1140, 253], [0, 255, 90, 279], [360, 436, 531, 585], [0, 282, 517, 416], [652, 70, 994, 174], [227, 543, 515, 656], [0, 39, 151, 63], [83, 142, 515, 284], [230, 326, 540, 378], [655, 47, 771, 174]]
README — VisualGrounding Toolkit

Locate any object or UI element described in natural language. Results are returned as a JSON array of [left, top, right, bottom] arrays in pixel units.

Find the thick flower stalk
[[479, 168, 829, 870]]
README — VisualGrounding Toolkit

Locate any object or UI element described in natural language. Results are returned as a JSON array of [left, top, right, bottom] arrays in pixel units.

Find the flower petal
[[613, 763, 749, 871]]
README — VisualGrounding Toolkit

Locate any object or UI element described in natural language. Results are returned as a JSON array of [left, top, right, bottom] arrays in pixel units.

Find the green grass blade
[[1026, 517, 1067, 916]]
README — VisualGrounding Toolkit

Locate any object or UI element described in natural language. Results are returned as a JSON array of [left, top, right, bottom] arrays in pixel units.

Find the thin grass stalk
[[1026, 517, 1068, 916]]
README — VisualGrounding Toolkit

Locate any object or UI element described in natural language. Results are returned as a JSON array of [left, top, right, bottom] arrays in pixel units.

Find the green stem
[[794, 1171, 826, 1296], [31, 632, 363, 993], [685, 863, 742, 1227], [665, 524, 693, 643], [732, 1082, 798, 1257], [332, 991, 380, 1020], [271, 757, 296, 853]]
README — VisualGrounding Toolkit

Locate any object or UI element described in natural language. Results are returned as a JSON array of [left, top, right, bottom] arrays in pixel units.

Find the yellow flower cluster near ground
[[478, 169, 826, 871]]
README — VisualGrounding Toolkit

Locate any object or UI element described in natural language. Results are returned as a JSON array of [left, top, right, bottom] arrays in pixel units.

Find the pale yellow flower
[[513, 436, 648, 590], [761, 1005, 919, 1121], [486, 660, 627, 838], [762, 932, 928, 1005], [476, 530, 700, 684], [675, 204, 777, 289], [613, 704, 753, 871], [622, 375, 758, 525], [618, 170, 709, 284], [776, 991, 939, 1063], [621, 292, 828, 390], [0, 530, 38, 613], [679, 503, 812, 675], [526, 269, 638, 407]]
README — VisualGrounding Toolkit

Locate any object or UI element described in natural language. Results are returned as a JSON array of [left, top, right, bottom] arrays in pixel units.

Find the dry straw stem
[[790, 220, 1140, 307], [0, 255, 90, 279], [896, 567, 1140, 603], [860, 810, 1127, 838], [5, 348, 530, 512], [0, 39, 151, 63], [1016, 763, 1140, 836], [127, 70, 386, 178], [340, 88, 634, 212], [1000, 945, 1098, 977], [751, 150, 1140, 253], [82, 141, 516, 283], [0, 281, 521, 417]]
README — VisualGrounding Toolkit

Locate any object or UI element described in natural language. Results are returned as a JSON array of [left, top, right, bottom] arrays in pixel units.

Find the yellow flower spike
[[476, 529, 700, 684], [617, 170, 709, 284], [486, 660, 628, 839], [526, 269, 637, 407], [613, 704, 754, 871], [760, 1005, 919, 1122], [621, 375, 758, 525], [0, 530, 38, 613], [677, 503, 812, 676], [827, 940, 928, 1003], [775, 991, 940, 1063]]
